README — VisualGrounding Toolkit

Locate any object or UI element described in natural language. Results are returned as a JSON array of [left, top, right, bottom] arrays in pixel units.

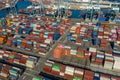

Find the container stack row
[[67, 22, 120, 48], [0, 62, 24, 80], [53, 43, 120, 71], [0, 14, 70, 56], [0, 49, 39, 68], [42, 60, 120, 80]]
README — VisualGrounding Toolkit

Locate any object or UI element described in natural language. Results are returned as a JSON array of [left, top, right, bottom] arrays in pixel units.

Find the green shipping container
[[76, 52, 84, 56], [52, 64, 61, 70], [9, 55, 15, 59], [9, 70, 17, 75], [73, 76, 82, 80], [33, 76, 43, 80]]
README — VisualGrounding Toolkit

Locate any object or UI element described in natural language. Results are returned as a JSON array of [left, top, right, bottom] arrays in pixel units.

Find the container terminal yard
[[0, 0, 120, 80]]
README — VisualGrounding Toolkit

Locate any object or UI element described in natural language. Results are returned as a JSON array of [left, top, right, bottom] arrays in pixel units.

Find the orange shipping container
[[0, 37, 6, 44], [64, 49, 70, 56], [75, 27, 80, 34], [54, 47, 63, 59]]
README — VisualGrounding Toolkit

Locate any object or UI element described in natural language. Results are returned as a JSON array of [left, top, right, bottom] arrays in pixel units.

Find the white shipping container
[[47, 60, 55, 64], [65, 70, 74, 76], [99, 28, 103, 31], [64, 46, 71, 49], [96, 54, 104, 58], [89, 47, 96, 52], [98, 36, 103, 39], [3, 54, 9, 57], [74, 69, 84, 75], [26, 61, 34, 64], [105, 56, 114, 60], [60, 72, 64, 76], [0, 72, 8, 77], [44, 36, 48, 38], [7, 29, 11, 32], [76, 23, 81, 25], [45, 39, 51, 44], [14, 60, 20, 64], [71, 26, 76, 29], [0, 50, 4, 53], [52, 68, 60, 72], [103, 36, 109, 38], [100, 78, 110, 80], [111, 29, 116, 33], [104, 32, 109, 34], [70, 50, 77, 55], [26, 63, 34, 68], [113, 61, 120, 70], [104, 61, 113, 69], [105, 53, 112, 56], [38, 52, 46, 55], [97, 51, 104, 54], [114, 56, 120, 61], [40, 44, 47, 48], [45, 63, 52, 67], [72, 34, 78, 38], [117, 41, 120, 44], [76, 43, 82, 45], [0, 55, 3, 59], [95, 73, 99, 77], [70, 30, 75, 33], [65, 66, 74, 72]]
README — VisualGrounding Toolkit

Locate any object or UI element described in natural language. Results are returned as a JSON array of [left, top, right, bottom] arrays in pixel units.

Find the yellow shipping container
[[0, 37, 6, 44], [0, 37, 4, 44], [6, 19, 11, 25]]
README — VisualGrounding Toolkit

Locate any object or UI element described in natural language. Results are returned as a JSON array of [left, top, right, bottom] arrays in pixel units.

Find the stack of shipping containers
[[0, 0, 120, 80]]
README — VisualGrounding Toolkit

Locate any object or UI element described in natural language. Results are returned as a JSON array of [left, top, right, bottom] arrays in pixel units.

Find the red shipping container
[[76, 38, 82, 44], [74, 68, 84, 78], [11, 52, 17, 55], [84, 76, 94, 80], [51, 70, 60, 76], [39, 38, 45, 43], [64, 74, 73, 80], [60, 67, 65, 77], [7, 58, 14, 63], [19, 57, 27, 64], [100, 74, 110, 80], [43, 66, 52, 73], [77, 48, 84, 52], [1, 69, 9, 75], [15, 53, 22, 58], [39, 32, 44, 38], [6, 40, 12, 46], [25, 44, 31, 49], [105, 51, 112, 55], [21, 43, 26, 48], [48, 34, 53, 40], [76, 27, 80, 34], [111, 76, 120, 80], [84, 70, 94, 79], [5, 65, 12, 69], [95, 58, 103, 64]]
